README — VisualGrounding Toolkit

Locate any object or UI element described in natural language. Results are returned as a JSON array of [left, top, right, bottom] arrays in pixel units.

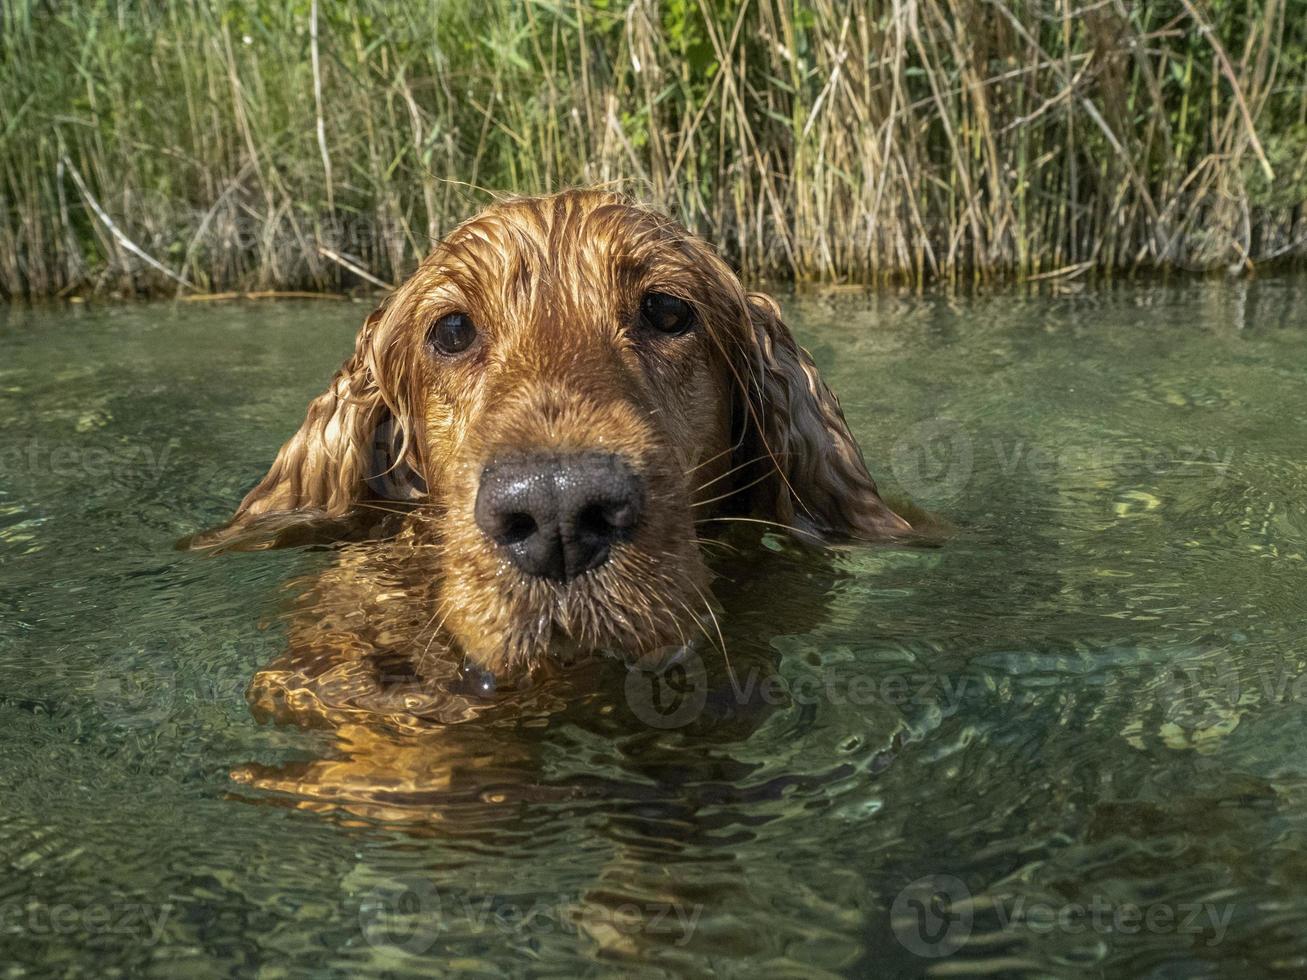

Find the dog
[[193, 189, 912, 688]]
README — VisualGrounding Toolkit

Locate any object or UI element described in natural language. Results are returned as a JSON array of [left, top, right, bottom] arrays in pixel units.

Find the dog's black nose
[[474, 452, 645, 582]]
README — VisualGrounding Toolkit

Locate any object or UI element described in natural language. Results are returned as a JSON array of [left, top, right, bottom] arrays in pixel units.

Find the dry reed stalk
[[1, 0, 1304, 298]]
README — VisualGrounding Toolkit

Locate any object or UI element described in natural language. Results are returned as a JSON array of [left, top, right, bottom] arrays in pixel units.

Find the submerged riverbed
[[1, 279, 1305, 976]]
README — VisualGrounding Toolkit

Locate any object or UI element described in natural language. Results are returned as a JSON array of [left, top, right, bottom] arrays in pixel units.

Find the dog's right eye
[[428, 313, 478, 356], [639, 292, 696, 336]]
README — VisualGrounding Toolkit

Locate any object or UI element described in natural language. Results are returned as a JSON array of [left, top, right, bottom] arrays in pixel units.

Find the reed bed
[[2, 0, 1306, 297]]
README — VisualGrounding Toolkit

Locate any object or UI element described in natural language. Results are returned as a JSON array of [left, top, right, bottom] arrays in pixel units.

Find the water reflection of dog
[[234, 527, 870, 811], [232, 521, 918, 964], [234, 530, 907, 962]]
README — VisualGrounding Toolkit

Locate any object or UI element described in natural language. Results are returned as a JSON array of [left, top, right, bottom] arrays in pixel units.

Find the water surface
[[1, 280, 1305, 976]]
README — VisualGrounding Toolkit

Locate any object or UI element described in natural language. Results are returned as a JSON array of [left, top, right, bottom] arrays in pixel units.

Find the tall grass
[[3, 0, 1306, 298]]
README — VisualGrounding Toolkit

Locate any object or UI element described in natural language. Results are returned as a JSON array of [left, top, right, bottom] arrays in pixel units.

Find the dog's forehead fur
[[393, 190, 746, 345], [381, 190, 745, 480]]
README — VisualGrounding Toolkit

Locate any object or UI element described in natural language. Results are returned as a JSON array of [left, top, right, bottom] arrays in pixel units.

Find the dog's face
[[404, 195, 738, 669], [199, 191, 910, 674]]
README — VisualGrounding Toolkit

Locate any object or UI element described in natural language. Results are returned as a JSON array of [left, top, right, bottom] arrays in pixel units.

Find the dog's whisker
[[693, 468, 777, 509], [689, 451, 782, 495], [414, 595, 458, 674], [353, 500, 422, 518], [670, 596, 709, 664], [694, 515, 811, 537], [688, 580, 734, 689], [694, 535, 738, 555], [663, 594, 692, 661], [685, 443, 736, 477]]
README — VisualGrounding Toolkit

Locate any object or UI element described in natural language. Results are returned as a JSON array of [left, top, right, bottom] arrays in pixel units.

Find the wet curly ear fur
[[186, 305, 426, 550], [739, 293, 910, 541]]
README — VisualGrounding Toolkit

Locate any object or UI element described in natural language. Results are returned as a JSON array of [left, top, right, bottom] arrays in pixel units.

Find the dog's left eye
[[428, 312, 478, 356], [639, 292, 696, 335]]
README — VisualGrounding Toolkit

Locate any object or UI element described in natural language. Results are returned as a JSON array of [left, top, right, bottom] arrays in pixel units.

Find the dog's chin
[[518, 622, 701, 672], [442, 542, 712, 678]]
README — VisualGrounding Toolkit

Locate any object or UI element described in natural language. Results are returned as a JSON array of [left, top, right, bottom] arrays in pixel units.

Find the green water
[[1, 280, 1305, 977]]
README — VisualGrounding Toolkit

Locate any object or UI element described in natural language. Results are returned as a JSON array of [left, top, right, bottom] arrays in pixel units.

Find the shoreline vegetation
[[3, 0, 1306, 299]]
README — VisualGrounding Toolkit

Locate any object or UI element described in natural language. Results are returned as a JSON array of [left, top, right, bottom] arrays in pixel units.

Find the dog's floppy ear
[[186, 305, 425, 550], [740, 292, 910, 541]]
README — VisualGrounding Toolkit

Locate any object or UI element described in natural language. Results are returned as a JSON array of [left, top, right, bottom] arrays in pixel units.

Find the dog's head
[[198, 190, 910, 673]]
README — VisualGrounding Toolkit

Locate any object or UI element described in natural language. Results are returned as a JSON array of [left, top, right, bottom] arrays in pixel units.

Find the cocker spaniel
[[194, 189, 911, 681]]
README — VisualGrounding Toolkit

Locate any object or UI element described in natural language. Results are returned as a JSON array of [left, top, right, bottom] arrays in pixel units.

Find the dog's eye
[[428, 312, 477, 356], [639, 292, 695, 336]]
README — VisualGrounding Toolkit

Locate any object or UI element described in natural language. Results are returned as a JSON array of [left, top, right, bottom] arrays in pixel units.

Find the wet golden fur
[[195, 189, 909, 676]]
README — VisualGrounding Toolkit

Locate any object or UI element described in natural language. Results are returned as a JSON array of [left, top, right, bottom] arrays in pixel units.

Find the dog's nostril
[[499, 512, 537, 546], [576, 502, 621, 540]]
